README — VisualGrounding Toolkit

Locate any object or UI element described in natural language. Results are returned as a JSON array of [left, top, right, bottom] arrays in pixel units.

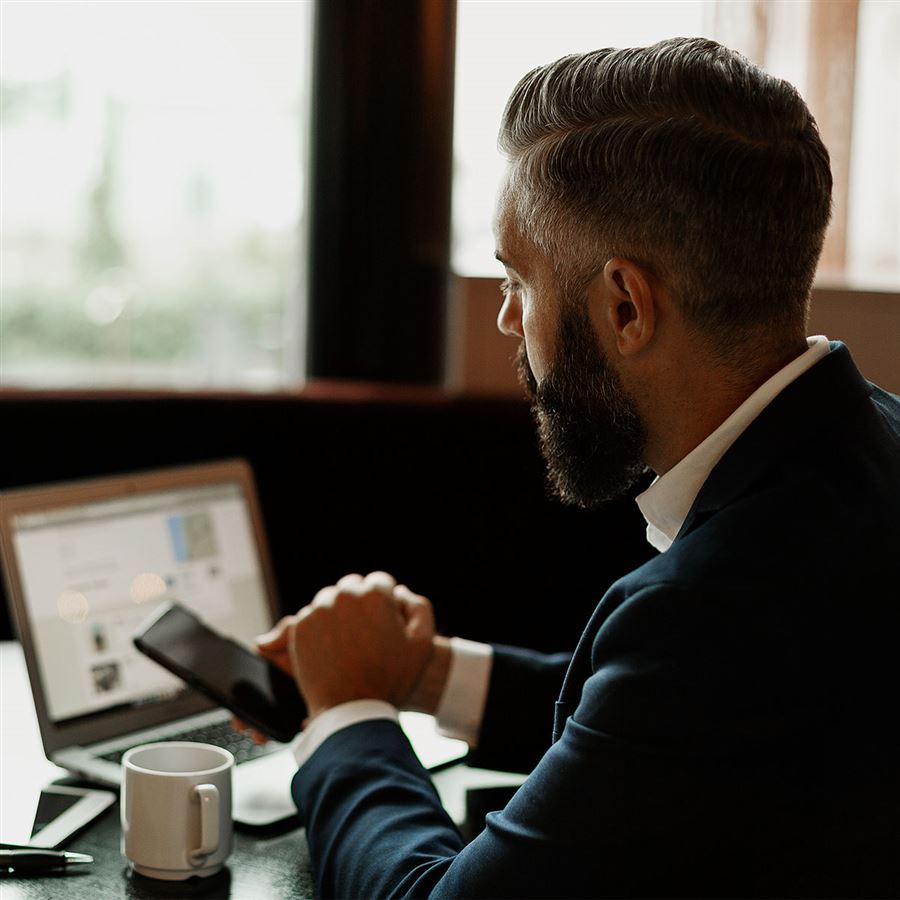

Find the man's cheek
[[515, 342, 539, 399]]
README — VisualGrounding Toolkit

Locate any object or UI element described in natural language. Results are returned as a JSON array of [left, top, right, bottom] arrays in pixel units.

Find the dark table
[[0, 642, 524, 899], [2, 792, 315, 900]]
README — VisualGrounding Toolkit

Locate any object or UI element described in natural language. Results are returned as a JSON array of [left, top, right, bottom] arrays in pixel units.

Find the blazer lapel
[[676, 342, 871, 542]]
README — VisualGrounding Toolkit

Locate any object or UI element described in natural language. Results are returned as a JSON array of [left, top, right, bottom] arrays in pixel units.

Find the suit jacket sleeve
[[290, 582, 789, 899], [466, 643, 571, 774]]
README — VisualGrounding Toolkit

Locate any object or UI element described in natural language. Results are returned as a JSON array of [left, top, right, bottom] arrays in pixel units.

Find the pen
[[0, 848, 93, 874]]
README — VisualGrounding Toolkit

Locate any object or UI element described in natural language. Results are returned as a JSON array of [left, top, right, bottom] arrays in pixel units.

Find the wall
[[450, 276, 900, 395], [0, 392, 655, 647], [807, 285, 900, 391]]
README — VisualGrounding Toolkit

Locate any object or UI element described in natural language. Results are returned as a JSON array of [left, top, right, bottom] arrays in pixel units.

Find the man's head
[[494, 37, 833, 507]]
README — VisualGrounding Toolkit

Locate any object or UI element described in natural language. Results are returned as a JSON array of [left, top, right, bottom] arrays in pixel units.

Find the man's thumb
[[255, 616, 293, 649]]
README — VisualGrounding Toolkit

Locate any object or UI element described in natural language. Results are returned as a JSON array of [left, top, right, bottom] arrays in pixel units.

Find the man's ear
[[597, 257, 656, 357]]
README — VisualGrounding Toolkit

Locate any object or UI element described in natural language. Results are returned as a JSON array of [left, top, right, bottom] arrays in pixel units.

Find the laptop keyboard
[[98, 718, 280, 766]]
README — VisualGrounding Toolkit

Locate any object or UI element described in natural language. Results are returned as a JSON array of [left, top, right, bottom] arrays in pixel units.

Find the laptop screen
[[9, 480, 272, 727]]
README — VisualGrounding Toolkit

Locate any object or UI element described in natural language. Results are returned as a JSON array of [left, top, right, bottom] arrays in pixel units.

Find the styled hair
[[499, 37, 832, 348]]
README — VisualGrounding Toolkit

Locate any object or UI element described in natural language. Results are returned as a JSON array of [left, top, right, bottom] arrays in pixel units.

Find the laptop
[[0, 459, 467, 826]]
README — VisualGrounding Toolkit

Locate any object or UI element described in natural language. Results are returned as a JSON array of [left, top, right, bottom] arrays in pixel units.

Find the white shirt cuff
[[291, 699, 399, 768], [434, 637, 493, 747]]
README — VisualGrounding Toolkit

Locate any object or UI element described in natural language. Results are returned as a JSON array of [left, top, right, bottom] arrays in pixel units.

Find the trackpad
[[233, 750, 298, 827]]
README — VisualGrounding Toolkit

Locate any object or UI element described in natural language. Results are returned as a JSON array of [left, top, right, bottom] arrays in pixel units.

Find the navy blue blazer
[[292, 343, 900, 898]]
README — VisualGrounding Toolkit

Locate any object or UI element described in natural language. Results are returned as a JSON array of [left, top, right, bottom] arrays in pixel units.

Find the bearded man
[[255, 38, 900, 898]]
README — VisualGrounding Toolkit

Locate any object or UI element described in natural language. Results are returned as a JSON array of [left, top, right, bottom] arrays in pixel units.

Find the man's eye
[[499, 278, 520, 297]]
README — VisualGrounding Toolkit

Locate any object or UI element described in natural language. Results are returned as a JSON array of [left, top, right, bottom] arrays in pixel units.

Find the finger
[[231, 718, 268, 745], [255, 615, 295, 649], [394, 585, 435, 638], [336, 573, 364, 589], [311, 584, 339, 607], [362, 570, 397, 597], [394, 583, 426, 604], [287, 618, 303, 685], [394, 583, 429, 611]]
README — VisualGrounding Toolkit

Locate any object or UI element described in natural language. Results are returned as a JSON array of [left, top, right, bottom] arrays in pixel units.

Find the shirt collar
[[635, 335, 832, 552]]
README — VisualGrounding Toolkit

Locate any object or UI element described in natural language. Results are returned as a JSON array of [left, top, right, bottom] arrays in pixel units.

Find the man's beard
[[517, 301, 648, 509]]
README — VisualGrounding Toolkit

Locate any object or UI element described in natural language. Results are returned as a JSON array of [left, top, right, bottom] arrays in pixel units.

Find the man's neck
[[643, 338, 809, 476]]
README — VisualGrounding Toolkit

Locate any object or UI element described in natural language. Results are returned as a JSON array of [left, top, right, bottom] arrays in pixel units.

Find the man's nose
[[497, 292, 524, 338]]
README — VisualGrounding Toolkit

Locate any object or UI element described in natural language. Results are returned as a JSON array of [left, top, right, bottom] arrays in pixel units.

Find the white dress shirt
[[636, 335, 830, 551], [293, 336, 832, 767]]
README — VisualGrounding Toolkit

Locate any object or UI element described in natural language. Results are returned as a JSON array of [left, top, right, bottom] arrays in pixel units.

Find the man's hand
[[254, 571, 437, 721]]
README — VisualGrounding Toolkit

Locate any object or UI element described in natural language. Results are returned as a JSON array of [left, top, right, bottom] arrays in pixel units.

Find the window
[[452, 0, 899, 287], [847, 0, 899, 284], [1, 0, 312, 389], [4, 1, 893, 392]]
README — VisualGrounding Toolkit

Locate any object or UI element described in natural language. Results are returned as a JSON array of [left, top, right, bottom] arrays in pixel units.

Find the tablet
[[4, 784, 116, 849]]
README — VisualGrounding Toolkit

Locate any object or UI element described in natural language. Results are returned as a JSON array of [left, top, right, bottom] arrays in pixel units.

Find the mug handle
[[190, 783, 220, 864]]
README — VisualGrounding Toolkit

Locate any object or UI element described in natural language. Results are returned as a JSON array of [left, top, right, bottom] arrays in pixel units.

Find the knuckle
[[364, 570, 397, 592], [312, 585, 337, 607]]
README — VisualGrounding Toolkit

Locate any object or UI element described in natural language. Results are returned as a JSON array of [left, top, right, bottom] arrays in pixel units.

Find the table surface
[[0, 642, 525, 899]]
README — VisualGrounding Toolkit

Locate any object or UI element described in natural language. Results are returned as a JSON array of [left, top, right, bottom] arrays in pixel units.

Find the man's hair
[[499, 37, 832, 349]]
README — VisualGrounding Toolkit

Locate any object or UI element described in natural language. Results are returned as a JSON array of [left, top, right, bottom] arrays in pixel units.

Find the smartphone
[[133, 601, 306, 743]]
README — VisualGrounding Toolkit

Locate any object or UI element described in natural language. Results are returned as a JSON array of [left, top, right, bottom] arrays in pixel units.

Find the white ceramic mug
[[121, 741, 234, 880]]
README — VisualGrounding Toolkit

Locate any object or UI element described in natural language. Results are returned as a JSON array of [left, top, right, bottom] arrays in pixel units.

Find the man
[[256, 38, 900, 897]]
